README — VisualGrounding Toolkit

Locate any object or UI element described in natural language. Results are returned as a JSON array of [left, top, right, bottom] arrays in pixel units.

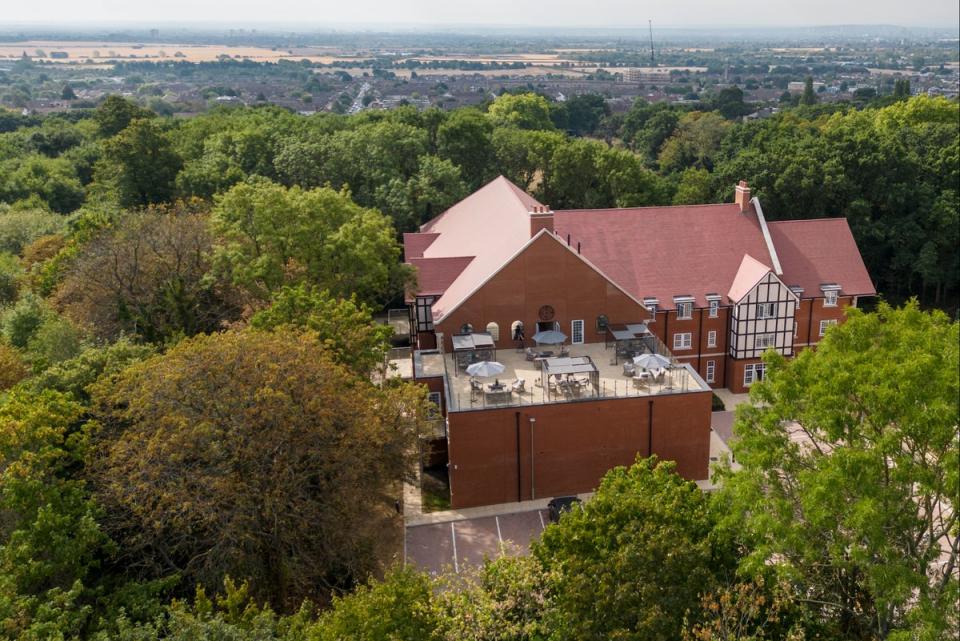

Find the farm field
[[0, 40, 355, 63]]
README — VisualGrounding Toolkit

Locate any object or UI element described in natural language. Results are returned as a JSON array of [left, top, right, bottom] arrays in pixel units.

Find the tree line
[[2, 92, 956, 309]]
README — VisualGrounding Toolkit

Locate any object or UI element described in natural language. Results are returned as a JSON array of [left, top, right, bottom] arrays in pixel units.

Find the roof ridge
[[556, 202, 737, 213], [409, 255, 476, 262], [421, 175, 539, 231], [767, 217, 848, 225], [494, 175, 544, 211]]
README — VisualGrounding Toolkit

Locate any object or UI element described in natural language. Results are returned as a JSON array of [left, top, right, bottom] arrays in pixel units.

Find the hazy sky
[[2, 0, 959, 29]]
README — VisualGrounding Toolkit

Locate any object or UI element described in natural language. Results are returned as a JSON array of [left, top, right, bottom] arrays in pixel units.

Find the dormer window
[[673, 296, 694, 320], [705, 293, 721, 318], [644, 298, 659, 322], [820, 284, 841, 307]]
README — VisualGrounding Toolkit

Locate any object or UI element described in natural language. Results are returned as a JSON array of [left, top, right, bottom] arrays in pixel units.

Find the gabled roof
[[407, 256, 474, 299], [767, 219, 876, 297], [434, 229, 647, 322], [404, 176, 877, 320], [554, 203, 778, 309], [403, 232, 439, 259], [410, 175, 545, 321], [727, 254, 774, 302]]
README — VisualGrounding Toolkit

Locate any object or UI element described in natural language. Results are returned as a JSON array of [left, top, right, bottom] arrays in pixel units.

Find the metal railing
[[388, 346, 412, 362], [446, 364, 701, 412]]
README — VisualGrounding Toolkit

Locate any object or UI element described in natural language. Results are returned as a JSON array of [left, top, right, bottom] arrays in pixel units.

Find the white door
[[571, 319, 584, 345]]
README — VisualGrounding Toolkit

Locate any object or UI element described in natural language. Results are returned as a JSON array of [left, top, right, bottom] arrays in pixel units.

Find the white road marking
[[538, 510, 546, 530], [450, 522, 459, 573]]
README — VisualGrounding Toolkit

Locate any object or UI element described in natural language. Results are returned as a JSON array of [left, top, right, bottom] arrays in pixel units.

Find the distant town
[[0, 25, 957, 117]]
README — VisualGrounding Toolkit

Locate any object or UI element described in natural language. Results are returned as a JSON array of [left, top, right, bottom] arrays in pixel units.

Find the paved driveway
[[405, 508, 549, 574]]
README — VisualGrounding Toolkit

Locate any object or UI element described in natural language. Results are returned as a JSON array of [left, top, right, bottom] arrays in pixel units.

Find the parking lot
[[405, 508, 550, 575]]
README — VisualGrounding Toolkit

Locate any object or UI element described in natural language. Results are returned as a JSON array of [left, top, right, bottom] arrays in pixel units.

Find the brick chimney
[[529, 205, 554, 237], [734, 180, 752, 212]]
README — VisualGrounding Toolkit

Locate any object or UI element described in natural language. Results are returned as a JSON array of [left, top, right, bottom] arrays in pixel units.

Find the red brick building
[[401, 177, 874, 508]]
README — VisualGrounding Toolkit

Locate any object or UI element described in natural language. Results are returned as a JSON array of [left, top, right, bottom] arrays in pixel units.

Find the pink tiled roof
[[768, 219, 876, 296], [553, 203, 778, 309], [408, 256, 474, 297], [415, 176, 544, 320], [403, 232, 439, 259], [727, 254, 774, 302], [404, 176, 876, 319]]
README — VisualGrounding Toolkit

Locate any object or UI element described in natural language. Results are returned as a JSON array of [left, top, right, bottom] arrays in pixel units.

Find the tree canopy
[[211, 178, 411, 305], [718, 301, 959, 639], [88, 329, 426, 610]]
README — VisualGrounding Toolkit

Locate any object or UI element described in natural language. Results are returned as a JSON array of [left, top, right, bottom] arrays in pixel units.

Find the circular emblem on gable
[[538, 305, 555, 321]]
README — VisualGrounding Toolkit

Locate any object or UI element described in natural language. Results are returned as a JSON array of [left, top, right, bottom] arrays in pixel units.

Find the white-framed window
[[707, 330, 717, 348], [676, 302, 692, 320], [708, 299, 719, 318], [571, 319, 584, 345], [485, 322, 499, 341], [824, 290, 838, 307], [819, 319, 838, 336], [755, 333, 777, 349], [673, 332, 693, 350], [756, 302, 777, 319], [705, 360, 716, 383], [744, 363, 766, 386]]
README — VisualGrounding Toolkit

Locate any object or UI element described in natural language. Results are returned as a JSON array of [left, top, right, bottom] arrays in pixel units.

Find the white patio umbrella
[[466, 360, 506, 378], [633, 353, 672, 370], [532, 330, 568, 345]]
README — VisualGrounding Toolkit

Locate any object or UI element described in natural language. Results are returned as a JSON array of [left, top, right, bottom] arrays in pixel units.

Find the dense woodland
[[0, 92, 957, 640]]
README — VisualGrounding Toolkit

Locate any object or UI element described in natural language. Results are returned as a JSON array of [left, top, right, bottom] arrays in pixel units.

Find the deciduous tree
[[212, 178, 410, 305], [99, 119, 182, 207], [719, 301, 959, 639], [250, 284, 392, 377], [487, 93, 555, 131], [54, 201, 240, 342], [535, 457, 724, 641], [89, 329, 426, 610]]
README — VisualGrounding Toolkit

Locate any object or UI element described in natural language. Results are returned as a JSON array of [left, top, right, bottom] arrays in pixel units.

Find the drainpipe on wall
[[724, 304, 732, 389], [514, 412, 522, 503], [647, 400, 654, 457], [663, 310, 669, 350], [529, 417, 536, 500], [697, 307, 704, 372]]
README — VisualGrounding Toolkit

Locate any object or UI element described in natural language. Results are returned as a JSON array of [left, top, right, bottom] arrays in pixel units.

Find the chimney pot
[[529, 204, 554, 237], [734, 181, 752, 213]]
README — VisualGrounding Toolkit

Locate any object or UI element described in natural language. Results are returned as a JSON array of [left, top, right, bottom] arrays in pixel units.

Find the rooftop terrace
[[391, 341, 710, 413]]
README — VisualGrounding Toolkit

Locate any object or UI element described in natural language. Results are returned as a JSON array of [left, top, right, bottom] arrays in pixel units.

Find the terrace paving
[[440, 342, 708, 412]]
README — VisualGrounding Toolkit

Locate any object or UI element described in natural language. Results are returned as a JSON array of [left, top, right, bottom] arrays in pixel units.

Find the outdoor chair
[[469, 378, 483, 402], [525, 347, 537, 361], [622, 362, 636, 377], [511, 379, 526, 394]]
